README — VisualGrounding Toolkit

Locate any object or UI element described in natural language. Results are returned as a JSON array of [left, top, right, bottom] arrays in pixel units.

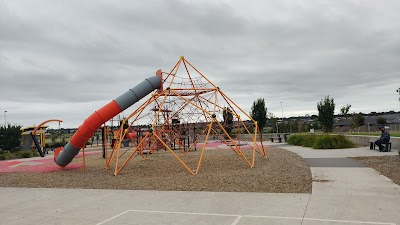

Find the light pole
[[4, 110, 7, 126], [280, 102, 283, 133]]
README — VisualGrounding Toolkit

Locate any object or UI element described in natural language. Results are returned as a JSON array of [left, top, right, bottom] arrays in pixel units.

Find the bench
[[368, 141, 392, 152], [270, 137, 282, 143]]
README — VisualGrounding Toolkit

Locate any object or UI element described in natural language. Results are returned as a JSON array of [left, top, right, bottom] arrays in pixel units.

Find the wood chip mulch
[[0, 147, 312, 193]]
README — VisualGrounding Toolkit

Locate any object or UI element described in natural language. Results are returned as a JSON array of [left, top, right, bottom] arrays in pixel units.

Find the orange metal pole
[[115, 132, 150, 175], [162, 59, 181, 82], [104, 125, 109, 172], [195, 120, 213, 174], [219, 90, 258, 124], [32, 119, 63, 135], [237, 116, 265, 157], [251, 122, 258, 168], [82, 147, 86, 172], [257, 125, 266, 157], [184, 59, 219, 89], [238, 116, 241, 147], [152, 132, 195, 175], [214, 120, 252, 167], [182, 59, 209, 120], [184, 123, 211, 156], [209, 127, 239, 154]]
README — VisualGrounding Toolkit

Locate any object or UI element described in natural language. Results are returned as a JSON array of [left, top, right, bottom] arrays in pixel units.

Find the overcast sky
[[1, 0, 400, 129]]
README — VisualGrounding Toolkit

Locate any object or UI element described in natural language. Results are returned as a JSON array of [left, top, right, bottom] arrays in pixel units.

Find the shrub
[[47, 142, 63, 148], [287, 134, 355, 149], [0, 150, 10, 154], [287, 134, 317, 147], [0, 124, 23, 151], [31, 150, 40, 157], [21, 151, 32, 158], [14, 151, 32, 158], [0, 153, 10, 160], [0, 150, 40, 160], [287, 134, 302, 145], [312, 135, 355, 149]]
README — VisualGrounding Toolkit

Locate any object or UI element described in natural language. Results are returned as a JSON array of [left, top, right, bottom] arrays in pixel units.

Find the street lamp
[[4, 110, 7, 126], [280, 102, 283, 133]]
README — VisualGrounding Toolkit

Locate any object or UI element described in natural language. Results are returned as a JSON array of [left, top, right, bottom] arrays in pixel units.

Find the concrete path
[[272, 143, 400, 224], [0, 143, 399, 224]]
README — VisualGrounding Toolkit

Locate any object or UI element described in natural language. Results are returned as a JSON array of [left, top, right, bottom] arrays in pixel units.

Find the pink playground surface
[[0, 151, 100, 173]]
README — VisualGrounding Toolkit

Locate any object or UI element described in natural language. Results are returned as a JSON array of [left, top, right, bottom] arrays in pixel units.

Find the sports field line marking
[[95, 210, 129, 225], [95, 209, 396, 225], [230, 215, 242, 225]]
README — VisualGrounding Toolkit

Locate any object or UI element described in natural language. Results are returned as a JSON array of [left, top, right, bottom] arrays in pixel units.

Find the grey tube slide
[[55, 76, 162, 167]]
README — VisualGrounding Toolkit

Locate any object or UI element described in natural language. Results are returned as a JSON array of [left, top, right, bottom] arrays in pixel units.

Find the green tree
[[250, 98, 267, 132], [95, 133, 100, 146], [317, 95, 335, 133], [222, 107, 233, 136], [269, 116, 278, 133], [376, 117, 387, 125], [340, 104, 351, 117], [352, 113, 365, 132], [50, 130, 56, 143], [0, 124, 22, 151]]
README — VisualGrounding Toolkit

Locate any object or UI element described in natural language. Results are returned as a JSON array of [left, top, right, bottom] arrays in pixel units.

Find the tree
[[250, 98, 267, 132], [269, 116, 278, 133], [0, 124, 22, 151], [340, 104, 351, 118], [95, 133, 100, 146], [340, 104, 351, 131], [317, 95, 335, 133], [222, 107, 233, 135], [352, 113, 365, 132], [376, 117, 387, 125]]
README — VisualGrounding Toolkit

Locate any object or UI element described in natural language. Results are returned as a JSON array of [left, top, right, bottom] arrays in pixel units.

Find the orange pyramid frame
[[106, 57, 266, 175]]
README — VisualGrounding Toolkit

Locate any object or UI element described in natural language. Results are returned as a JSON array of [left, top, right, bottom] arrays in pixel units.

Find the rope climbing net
[[106, 57, 266, 176]]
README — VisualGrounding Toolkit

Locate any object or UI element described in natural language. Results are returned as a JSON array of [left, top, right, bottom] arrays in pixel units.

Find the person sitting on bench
[[375, 125, 390, 152]]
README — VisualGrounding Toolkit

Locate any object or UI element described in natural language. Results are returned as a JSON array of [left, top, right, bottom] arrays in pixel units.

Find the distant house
[[333, 113, 400, 132]]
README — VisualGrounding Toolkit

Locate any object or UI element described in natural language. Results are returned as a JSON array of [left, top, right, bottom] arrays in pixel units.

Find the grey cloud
[[1, 0, 400, 128]]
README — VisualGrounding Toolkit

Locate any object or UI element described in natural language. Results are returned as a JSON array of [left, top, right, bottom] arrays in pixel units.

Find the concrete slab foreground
[[311, 167, 400, 195], [1, 143, 399, 224], [0, 187, 399, 225]]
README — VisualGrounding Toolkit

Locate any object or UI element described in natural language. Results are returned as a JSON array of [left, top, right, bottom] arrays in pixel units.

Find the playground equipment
[[54, 76, 162, 166], [107, 57, 265, 175], [21, 119, 63, 157], [55, 57, 265, 175]]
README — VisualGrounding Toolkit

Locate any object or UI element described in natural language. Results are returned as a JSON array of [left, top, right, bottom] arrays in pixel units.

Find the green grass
[[344, 131, 400, 137], [287, 134, 355, 149]]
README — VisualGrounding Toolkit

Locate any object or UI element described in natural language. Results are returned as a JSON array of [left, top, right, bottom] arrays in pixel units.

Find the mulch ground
[[352, 155, 400, 186], [0, 147, 312, 193]]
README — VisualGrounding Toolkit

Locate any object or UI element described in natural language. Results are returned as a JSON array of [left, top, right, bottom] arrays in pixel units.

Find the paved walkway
[[0, 143, 399, 224], [269, 143, 400, 196]]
